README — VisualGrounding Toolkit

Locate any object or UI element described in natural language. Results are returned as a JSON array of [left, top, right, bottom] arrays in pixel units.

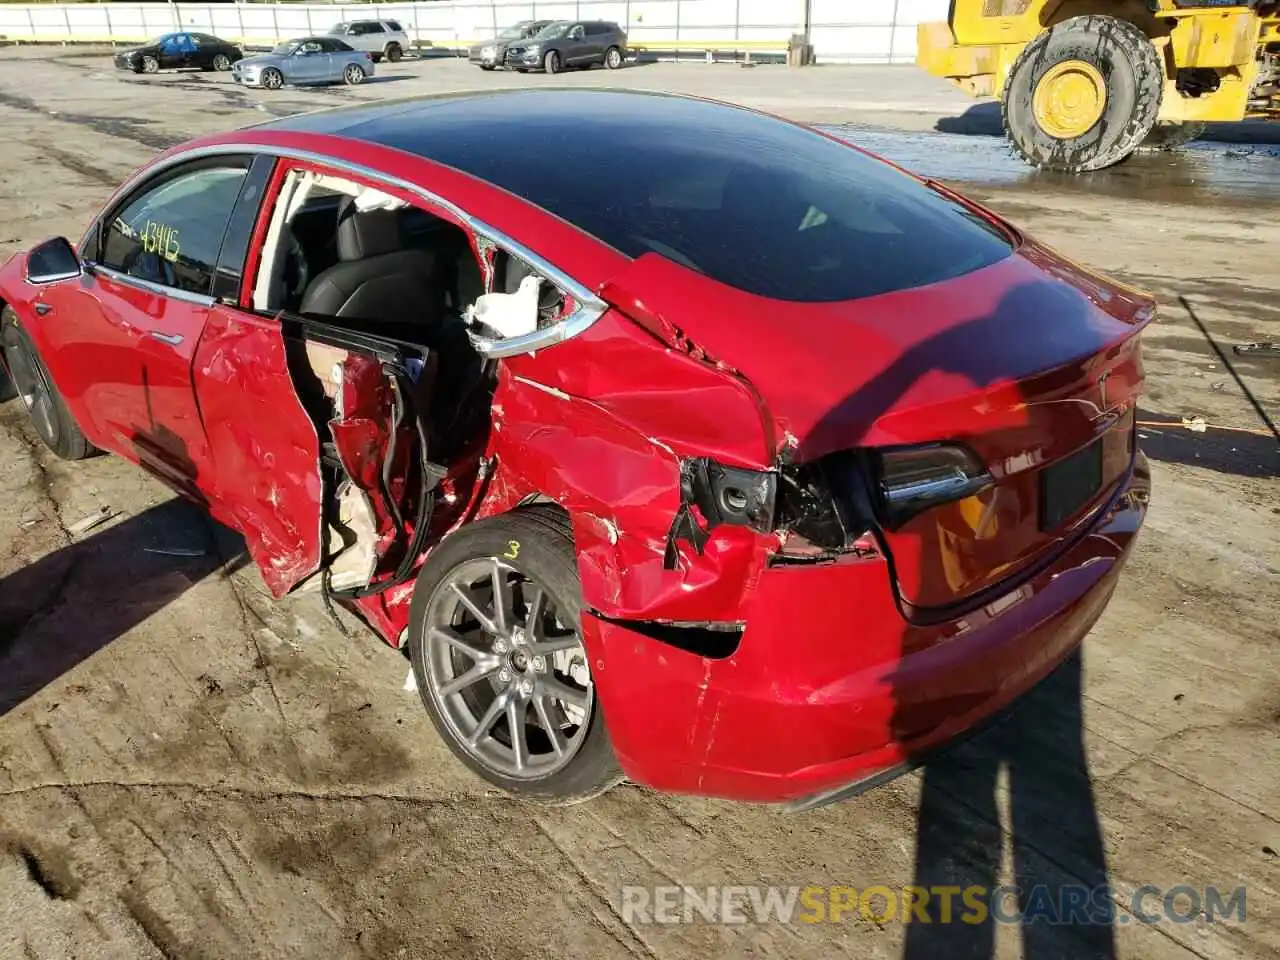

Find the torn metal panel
[[480, 365, 771, 623], [193, 307, 324, 598]]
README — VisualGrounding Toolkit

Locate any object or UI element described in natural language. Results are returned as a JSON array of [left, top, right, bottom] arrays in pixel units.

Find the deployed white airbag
[[465, 274, 543, 339]]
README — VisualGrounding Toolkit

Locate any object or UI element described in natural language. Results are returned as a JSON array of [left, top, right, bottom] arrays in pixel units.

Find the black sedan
[[115, 32, 244, 74]]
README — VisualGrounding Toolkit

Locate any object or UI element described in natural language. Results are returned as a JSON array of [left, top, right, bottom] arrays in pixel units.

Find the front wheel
[[260, 67, 284, 90], [343, 63, 365, 85], [212, 53, 231, 71], [1, 308, 94, 460], [605, 46, 624, 70], [408, 508, 622, 803], [544, 50, 561, 75], [1002, 15, 1163, 173], [140, 55, 159, 74]]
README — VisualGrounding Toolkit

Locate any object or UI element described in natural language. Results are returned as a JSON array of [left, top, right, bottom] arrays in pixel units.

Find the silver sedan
[[232, 36, 374, 89]]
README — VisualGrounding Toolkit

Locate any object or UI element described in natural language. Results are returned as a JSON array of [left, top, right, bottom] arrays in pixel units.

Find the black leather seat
[[299, 196, 445, 326]]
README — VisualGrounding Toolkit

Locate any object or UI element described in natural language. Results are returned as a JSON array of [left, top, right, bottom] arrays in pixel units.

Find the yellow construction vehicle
[[917, 1, 1280, 171]]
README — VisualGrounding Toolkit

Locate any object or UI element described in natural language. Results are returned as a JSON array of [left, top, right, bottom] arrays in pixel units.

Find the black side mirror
[[25, 237, 82, 285]]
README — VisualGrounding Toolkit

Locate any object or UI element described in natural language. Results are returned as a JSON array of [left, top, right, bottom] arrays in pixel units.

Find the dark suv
[[504, 21, 628, 74]]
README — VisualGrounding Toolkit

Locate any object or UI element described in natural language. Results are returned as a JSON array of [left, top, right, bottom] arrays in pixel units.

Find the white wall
[[0, 0, 951, 63]]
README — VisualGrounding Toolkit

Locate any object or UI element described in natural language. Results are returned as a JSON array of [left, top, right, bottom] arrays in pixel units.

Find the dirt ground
[[0, 48, 1276, 960]]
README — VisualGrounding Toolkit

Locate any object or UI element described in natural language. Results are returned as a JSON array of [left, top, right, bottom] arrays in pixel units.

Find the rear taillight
[[365, 52, 373, 60], [876, 443, 992, 528]]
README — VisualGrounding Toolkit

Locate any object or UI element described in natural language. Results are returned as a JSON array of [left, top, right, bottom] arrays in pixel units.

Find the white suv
[[326, 20, 409, 62]]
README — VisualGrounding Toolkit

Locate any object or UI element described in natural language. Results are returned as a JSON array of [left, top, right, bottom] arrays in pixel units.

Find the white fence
[[0, 0, 950, 64]]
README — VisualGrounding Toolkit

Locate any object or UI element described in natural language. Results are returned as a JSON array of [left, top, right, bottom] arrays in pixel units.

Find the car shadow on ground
[[1137, 409, 1279, 479], [937, 100, 1280, 148], [0, 498, 247, 717]]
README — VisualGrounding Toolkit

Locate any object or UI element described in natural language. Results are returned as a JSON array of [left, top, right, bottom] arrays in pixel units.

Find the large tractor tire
[[1002, 15, 1164, 173]]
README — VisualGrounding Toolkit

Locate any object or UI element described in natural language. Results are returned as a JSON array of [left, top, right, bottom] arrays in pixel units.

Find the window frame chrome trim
[[97, 143, 609, 359], [93, 264, 217, 307]]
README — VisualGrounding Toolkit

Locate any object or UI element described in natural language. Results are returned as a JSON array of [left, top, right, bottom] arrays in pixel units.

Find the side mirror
[[25, 237, 82, 285]]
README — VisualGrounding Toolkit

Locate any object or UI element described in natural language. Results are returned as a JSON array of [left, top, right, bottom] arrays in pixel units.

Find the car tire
[[605, 46, 624, 70], [408, 507, 623, 803], [260, 67, 284, 90], [141, 55, 159, 74], [479, 64, 496, 71], [212, 53, 232, 71], [1, 308, 95, 461], [544, 50, 561, 75], [385, 42, 403, 63], [343, 63, 365, 86], [1002, 15, 1163, 173]]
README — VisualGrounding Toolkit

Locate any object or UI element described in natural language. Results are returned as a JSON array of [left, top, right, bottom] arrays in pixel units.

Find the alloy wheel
[[421, 557, 593, 780], [7, 337, 59, 446], [262, 68, 283, 90], [344, 63, 364, 85], [142, 56, 159, 74], [212, 53, 231, 71]]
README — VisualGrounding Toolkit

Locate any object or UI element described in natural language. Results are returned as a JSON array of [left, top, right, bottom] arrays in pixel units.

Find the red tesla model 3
[[0, 90, 1152, 808]]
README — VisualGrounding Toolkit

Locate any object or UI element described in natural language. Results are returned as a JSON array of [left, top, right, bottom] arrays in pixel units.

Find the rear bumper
[[585, 451, 1150, 805]]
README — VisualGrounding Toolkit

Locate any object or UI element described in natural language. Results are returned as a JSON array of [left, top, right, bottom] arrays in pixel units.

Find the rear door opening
[[226, 163, 575, 601]]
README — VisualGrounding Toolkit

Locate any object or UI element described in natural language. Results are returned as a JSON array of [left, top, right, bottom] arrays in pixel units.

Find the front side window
[[99, 164, 248, 296]]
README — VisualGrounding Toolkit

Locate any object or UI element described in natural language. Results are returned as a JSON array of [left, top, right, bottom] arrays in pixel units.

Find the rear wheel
[[605, 46, 623, 70], [212, 52, 231, 71], [343, 62, 365, 85], [385, 42, 403, 62], [409, 508, 622, 803], [141, 55, 159, 74], [260, 67, 283, 90], [544, 50, 561, 75], [1002, 15, 1163, 173], [1, 308, 94, 461]]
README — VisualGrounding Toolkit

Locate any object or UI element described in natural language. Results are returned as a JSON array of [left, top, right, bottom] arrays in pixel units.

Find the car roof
[[257, 89, 775, 159]]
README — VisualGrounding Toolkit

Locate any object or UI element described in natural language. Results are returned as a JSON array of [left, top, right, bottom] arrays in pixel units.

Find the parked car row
[[115, 19, 628, 92], [469, 20, 629, 73], [114, 19, 407, 81]]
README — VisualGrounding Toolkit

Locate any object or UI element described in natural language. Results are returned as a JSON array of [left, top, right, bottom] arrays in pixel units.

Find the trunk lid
[[599, 243, 1154, 611]]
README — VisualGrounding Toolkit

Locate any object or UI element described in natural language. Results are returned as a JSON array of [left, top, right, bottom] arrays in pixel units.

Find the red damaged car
[[0, 91, 1152, 808]]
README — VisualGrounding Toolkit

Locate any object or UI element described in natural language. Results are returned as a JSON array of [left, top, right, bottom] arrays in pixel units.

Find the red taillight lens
[[365, 52, 372, 60], [876, 443, 992, 528]]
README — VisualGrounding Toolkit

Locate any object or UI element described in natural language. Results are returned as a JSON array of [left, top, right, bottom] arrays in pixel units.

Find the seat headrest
[[336, 195, 403, 261]]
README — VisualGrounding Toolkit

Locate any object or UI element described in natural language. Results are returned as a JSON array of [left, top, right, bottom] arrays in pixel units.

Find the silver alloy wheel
[[422, 557, 593, 780], [212, 53, 231, 71], [545, 50, 560, 74], [606, 47, 623, 69], [344, 63, 364, 85], [262, 68, 283, 89], [7, 338, 58, 444], [142, 55, 159, 74]]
